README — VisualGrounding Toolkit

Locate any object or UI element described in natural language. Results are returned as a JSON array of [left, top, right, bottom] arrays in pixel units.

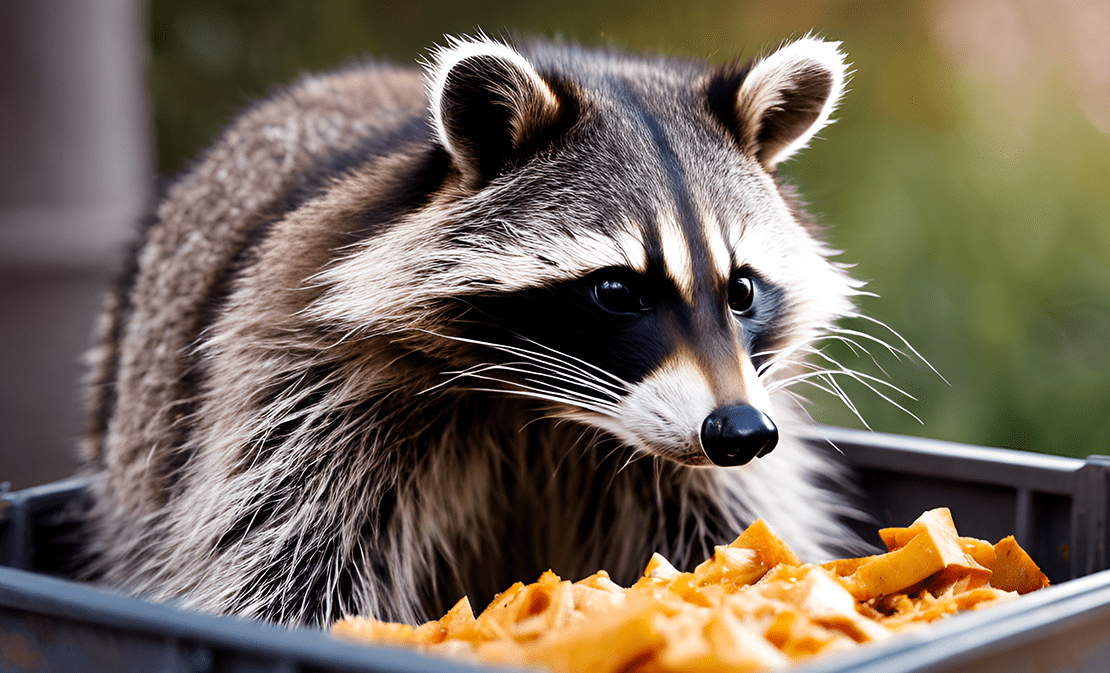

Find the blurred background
[[2, 0, 1108, 490]]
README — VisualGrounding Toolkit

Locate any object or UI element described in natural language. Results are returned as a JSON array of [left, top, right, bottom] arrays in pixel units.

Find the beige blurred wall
[[0, 0, 152, 489]]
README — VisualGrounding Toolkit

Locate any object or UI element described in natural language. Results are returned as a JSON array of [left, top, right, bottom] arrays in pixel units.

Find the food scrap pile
[[334, 508, 1049, 672]]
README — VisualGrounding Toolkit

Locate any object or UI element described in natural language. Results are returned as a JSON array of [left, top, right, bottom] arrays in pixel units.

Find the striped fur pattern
[[82, 36, 873, 627]]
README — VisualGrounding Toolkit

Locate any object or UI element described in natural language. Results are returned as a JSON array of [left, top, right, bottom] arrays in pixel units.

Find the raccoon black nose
[[700, 404, 778, 467]]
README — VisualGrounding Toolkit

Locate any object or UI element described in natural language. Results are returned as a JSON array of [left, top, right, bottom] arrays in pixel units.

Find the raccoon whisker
[[749, 349, 782, 368], [616, 450, 647, 476], [823, 361, 916, 401], [849, 286, 882, 300], [749, 343, 795, 362], [512, 380, 621, 416], [596, 434, 640, 472], [770, 366, 922, 424], [521, 411, 573, 434], [423, 359, 573, 396], [823, 334, 866, 359], [433, 360, 624, 408], [419, 361, 537, 395], [761, 363, 805, 389], [841, 315, 948, 385], [808, 333, 893, 379], [496, 361, 625, 402], [780, 388, 818, 418], [810, 332, 869, 363], [800, 355, 921, 420], [791, 349, 917, 401], [457, 374, 620, 417], [847, 379, 922, 424], [757, 356, 795, 379], [765, 367, 835, 392], [505, 334, 632, 390], [825, 326, 911, 363], [497, 364, 623, 406], [761, 350, 822, 381], [787, 399, 848, 457], [520, 374, 624, 406], [464, 386, 619, 418], [465, 332, 630, 395], [434, 319, 631, 391], [751, 342, 819, 378], [599, 439, 650, 481], [823, 371, 874, 430], [581, 425, 609, 463], [773, 362, 865, 423], [415, 330, 628, 397], [769, 346, 923, 424], [793, 375, 872, 430], [754, 337, 851, 379]]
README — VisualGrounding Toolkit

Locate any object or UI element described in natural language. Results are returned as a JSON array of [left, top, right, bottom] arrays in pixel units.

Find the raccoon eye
[[592, 272, 652, 315], [728, 273, 756, 315]]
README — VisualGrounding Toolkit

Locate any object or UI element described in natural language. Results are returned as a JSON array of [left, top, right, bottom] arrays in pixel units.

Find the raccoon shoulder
[[85, 61, 426, 482], [150, 60, 427, 288]]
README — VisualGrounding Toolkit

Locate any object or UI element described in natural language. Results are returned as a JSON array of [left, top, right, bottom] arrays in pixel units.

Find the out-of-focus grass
[[146, 1, 1110, 457]]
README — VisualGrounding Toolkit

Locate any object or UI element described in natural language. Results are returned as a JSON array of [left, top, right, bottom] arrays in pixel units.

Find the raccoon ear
[[728, 37, 848, 169], [427, 37, 562, 187]]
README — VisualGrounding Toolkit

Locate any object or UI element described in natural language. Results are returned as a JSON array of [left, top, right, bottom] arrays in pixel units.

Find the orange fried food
[[990, 535, 1051, 594], [333, 508, 1049, 673]]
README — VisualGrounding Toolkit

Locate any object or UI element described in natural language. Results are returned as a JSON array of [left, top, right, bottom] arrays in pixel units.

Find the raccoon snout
[[699, 404, 778, 467]]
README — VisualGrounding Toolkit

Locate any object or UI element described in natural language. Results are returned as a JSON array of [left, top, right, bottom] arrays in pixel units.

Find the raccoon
[[82, 34, 870, 627]]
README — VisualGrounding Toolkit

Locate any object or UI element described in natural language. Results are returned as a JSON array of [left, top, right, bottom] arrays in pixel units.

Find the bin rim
[[5, 561, 1110, 673], [0, 564, 507, 673]]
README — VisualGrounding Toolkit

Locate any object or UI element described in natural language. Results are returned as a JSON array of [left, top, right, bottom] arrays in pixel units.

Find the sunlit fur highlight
[[735, 36, 850, 167], [426, 34, 560, 171], [701, 208, 734, 282], [656, 208, 696, 302]]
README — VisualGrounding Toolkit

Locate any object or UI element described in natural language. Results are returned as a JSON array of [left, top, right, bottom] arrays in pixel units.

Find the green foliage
[[147, 1, 1110, 457]]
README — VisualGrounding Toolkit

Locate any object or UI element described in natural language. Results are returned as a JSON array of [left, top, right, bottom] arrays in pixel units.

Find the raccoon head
[[314, 36, 857, 468]]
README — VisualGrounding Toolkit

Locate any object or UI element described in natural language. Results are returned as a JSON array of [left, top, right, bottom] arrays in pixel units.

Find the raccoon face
[[417, 36, 857, 468], [459, 263, 784, 468], [313, 36, 857, 468]]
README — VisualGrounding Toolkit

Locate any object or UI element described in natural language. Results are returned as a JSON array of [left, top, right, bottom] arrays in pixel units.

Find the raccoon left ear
[[426, 37, 563, 187], [726, 37, 849, 169]]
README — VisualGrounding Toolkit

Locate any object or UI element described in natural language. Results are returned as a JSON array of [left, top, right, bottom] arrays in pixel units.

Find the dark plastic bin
[[2, 425, 1109, 673]]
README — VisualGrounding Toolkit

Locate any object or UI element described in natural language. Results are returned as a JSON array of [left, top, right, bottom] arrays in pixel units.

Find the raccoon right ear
[[721, 37, 849, 170], [427, 37, 563, 188]]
